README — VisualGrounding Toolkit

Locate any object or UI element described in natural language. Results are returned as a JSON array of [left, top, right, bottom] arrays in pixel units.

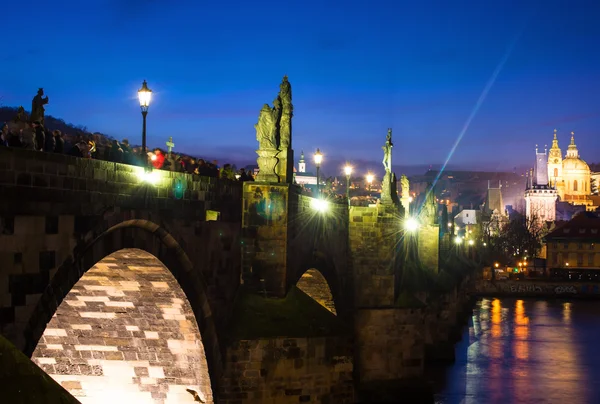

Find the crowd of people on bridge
[[0, 119, 255, 182]]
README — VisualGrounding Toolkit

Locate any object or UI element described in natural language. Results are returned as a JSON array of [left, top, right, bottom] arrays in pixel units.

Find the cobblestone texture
[[31, 249, 212, 403]]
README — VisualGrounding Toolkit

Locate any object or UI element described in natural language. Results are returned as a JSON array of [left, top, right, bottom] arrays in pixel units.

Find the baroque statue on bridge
[[382, 128, 393, 173], [400, 175, 409, 196], [255, 104, 278, 150], [255, 76, 294, 183], [380, 128, 396, 205], [31, 88, 49, 125], [420, 182, 437, 226], [400, 174, 410, 218]]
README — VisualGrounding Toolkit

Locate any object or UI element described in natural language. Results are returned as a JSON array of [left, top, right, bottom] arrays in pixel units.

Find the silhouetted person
[[53, 130, 64, 153]]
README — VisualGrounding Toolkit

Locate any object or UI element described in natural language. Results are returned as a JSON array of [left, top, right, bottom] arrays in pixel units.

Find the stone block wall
[[0, 214, 241, 353], [423, 290, 459, 362], [417, 224, 440, 273], [286, 189, 350, 308], [241, 182, 290, 297], [0, 215, 77, 348], [219, 336, 354, 404], [0, 146, 243, 351], [0, 146, 242, 221], [355, 308, 425, 382], [241, 183, 350, 303], [31, 249, 212, 403], [348, 206, 401, 307]]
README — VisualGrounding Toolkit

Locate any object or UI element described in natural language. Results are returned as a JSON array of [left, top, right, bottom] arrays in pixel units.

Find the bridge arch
[[297, 268, 337, 315], [25, 220, 221, 402], [290, 252, 349, 319]]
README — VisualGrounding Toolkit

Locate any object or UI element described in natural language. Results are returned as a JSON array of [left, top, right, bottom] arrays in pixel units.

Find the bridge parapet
[[0, 147, 241, 220]]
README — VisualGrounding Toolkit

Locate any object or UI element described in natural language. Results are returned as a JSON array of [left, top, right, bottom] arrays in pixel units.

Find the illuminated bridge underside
[[297, 269, 337, 315], [31, 249, 211, 403]]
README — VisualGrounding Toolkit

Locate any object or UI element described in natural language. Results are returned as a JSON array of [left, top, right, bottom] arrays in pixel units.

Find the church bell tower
[[298, 151, 306, 173], [547, 129, 564, 199], [526, 144, 557, 225]]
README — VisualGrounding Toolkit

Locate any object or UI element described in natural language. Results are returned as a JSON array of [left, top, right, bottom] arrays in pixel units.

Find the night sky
[[2, 0, 600, 175]]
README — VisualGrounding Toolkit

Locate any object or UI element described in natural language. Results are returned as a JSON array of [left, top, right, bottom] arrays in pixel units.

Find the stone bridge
[[0, 146, 473, 403]]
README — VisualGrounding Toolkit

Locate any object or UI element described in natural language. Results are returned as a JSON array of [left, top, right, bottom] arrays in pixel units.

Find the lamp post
[[138, 80, 152, 169], [314, 149, 323, 197], [344, 164, 352, 206]]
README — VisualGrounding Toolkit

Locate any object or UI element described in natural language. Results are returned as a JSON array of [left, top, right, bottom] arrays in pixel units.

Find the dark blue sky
[[2, 0, 600, 175]]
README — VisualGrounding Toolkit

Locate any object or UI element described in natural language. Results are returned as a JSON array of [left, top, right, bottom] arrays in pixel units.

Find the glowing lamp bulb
[[137, 80, 152, 109], [314, 148, 323, 166], [405, 218, 419, 232]]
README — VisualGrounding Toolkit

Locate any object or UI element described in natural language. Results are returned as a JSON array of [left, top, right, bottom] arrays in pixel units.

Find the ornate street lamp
[[138, 80, 152, 168], [314, 149, 323, 197], [344, 164, 353, 206]]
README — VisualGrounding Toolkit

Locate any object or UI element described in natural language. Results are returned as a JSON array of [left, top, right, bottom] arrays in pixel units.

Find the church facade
[[293, 151, 317, 185], [547, 130, 595, 210]]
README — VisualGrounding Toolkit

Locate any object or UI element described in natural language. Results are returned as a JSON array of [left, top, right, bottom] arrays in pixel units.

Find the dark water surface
[[432, 297, 600, 404]]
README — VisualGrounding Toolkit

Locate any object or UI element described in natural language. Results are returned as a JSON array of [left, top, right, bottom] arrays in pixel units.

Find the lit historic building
[[293, 151, 317, 185], [545, 212, 600, 278], [525, 146, 557, 224], [547, 130, 595, 210]]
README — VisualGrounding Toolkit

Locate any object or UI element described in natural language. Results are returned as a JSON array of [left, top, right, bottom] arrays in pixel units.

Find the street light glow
[[366, 173, 374, 183], [310, 198, 329, 213], [313, 149, 323, 166], [137, 169, 160, 185], [405, 217, 419, 232], [344, 165, 353, 176], [468, 239, 474, 246], [138, 80, 152, 110], [454, 236, 462, 244]]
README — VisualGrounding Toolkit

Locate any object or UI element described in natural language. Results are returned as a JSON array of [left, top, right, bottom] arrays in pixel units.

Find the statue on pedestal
[[400, 174, 410, 218], [256, 104, 278, 150], [380, 128, 395, 204], [255, 104, 280, 182], [31, 88, 49, 125], [255, 76, 295, 183], [420, 183, 437, 225], [400, 175, 409, 196], [382, 128, 393, 173], [279, 75, 293, 149]]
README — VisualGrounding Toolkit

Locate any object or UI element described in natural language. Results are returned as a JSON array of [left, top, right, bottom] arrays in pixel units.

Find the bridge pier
[[348, 206, 434, 401]]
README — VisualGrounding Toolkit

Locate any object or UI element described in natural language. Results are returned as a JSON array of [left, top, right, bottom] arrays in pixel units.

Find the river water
[[433, 297, 600, 404]]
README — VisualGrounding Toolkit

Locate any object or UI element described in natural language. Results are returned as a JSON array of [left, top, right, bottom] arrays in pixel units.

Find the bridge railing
[[0, 146, 242, 206]]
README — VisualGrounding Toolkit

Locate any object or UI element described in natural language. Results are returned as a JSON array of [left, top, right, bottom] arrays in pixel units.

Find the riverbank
[[473, 279, 600, 298]]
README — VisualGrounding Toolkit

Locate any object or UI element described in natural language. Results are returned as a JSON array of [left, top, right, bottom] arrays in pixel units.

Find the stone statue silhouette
[[255, 104, 277, 150], [13, 106, 27, 123], [278, 75, 293, 149], [400, 174, 409, 196], [420, 183, 437, 225], [382, 128, 393, 173], [31, 88, 49, 125]]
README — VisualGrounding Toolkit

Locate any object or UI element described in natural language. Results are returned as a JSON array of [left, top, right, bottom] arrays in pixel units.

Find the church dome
[[563, 157, 590, 172]]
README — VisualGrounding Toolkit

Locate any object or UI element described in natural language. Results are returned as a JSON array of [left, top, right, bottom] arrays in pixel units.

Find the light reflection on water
[[433, 298, 600, 404]]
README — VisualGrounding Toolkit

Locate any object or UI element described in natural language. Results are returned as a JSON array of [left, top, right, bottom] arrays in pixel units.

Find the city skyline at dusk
[[1, 1, 600, 174]]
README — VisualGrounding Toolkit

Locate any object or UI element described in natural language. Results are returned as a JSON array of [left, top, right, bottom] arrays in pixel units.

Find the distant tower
[[298, 150, 306, 173], [547, 129, 564, 198], [525, 144, 557, 224]]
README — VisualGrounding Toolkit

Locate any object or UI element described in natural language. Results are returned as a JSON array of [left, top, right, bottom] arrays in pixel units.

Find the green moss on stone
[[0, 335, 80, 404], [227, 286, 350, 340], [395, 290, 426, 308]]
